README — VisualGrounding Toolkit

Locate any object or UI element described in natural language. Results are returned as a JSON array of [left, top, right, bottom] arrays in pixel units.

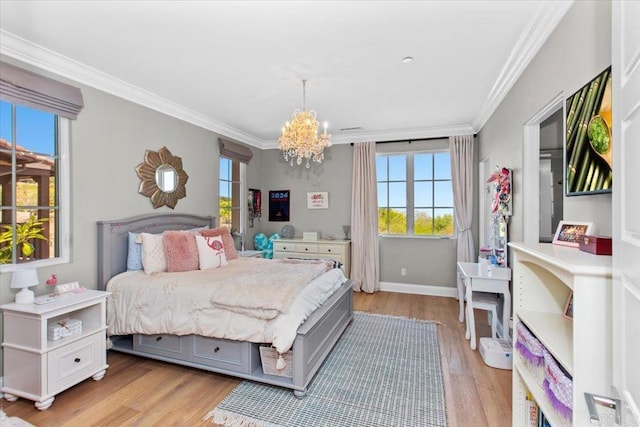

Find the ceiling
[[0, 1, 572, 149]]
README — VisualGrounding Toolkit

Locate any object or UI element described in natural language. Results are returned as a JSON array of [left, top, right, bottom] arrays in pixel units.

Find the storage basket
[[515, 322, 546, 385], [47, 318, 82, 341], [259, 346, 293, 378]]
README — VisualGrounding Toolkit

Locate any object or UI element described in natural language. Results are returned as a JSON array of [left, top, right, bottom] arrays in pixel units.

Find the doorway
[[539, 109, 564, 242], [522, 93, 564, 244]]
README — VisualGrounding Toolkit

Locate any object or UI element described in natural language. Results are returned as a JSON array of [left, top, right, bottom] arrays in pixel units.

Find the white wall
[[479, 1, 612, 243]]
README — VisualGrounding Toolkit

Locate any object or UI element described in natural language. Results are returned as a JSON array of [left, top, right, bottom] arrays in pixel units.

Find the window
[[377, 151, 454, 236], [219, 157, 246, 232], [0, 100, 69, 267]]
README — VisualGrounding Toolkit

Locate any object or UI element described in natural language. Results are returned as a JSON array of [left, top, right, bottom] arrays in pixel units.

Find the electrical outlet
[[401, 268, 406, 276]]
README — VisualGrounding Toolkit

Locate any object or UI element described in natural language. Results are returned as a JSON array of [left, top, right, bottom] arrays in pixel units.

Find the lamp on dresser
[[10, 267, 39, 304]]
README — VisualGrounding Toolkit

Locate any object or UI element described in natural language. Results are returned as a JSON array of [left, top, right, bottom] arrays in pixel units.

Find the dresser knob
[[74, 358, 81, 363], [156, 336, 162, 342], [328, 249, 332, 252], [214, 347, 220, 353]]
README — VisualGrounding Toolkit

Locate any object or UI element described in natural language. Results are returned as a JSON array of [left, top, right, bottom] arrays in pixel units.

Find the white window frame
[[0, 117, 70, 272], [219, 157, 247, 234], [377, 149, 455, 238]]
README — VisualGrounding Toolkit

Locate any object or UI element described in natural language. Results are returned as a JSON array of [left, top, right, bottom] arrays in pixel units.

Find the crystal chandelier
[[278, 79, 331, 168]]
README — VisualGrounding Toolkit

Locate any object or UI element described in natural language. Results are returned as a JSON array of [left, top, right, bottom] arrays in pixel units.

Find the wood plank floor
[[1, 292, 512, 426]]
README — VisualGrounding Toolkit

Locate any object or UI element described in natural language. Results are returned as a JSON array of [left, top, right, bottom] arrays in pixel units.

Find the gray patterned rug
[[205, 312, 448, 426]]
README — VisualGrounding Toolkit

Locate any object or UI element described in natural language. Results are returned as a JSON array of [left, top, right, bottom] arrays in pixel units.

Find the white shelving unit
[[509, 242, 612, 426], [1, 290, 110, 410]]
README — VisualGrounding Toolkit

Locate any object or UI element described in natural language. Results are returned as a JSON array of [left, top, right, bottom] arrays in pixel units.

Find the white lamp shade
[[11, 268, 39, 304]]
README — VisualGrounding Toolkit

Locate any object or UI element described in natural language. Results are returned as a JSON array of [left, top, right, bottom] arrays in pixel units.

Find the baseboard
[[380, 281, 457, 298]]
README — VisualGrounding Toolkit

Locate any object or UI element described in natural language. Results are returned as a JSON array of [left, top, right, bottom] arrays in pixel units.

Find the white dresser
[[273, 238, 351, 279], [1, 289, 110, 410]]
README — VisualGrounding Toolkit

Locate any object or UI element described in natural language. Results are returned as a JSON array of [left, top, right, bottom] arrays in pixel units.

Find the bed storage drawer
[[192, 336, 251, 374], [133, 334, 188, 360]]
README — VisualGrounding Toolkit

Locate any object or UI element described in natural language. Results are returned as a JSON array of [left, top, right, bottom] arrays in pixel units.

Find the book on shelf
[[525, 392, 539, 427]]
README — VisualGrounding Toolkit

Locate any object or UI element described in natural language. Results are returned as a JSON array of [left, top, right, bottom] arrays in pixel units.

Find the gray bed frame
[[97, 213, 353, 397]]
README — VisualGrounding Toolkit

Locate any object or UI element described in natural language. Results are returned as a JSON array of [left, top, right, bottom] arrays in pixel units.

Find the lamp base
[[15, 287, 35, 304]]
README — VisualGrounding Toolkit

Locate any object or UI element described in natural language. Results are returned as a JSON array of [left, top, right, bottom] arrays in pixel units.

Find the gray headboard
[[97, 213, 215, 290]]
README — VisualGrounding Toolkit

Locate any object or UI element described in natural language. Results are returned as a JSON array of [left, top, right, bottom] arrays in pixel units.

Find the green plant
[[0, 214, 49, 263]]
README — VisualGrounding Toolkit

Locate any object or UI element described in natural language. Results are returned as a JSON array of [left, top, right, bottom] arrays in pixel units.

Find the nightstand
[[1, 289, 110, 410]]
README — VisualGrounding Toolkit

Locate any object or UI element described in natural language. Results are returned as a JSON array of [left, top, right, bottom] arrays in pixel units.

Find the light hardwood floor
[[1, 292, 512, 426]]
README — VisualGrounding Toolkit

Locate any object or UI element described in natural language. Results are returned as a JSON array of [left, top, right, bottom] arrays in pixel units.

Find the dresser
[[273, 239, 351, 279], [1, 290, 110, 410]]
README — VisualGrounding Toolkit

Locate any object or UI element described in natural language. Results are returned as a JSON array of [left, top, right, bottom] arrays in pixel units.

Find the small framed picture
[[563, 292, 574, 319], [552, 220, 594, 247]]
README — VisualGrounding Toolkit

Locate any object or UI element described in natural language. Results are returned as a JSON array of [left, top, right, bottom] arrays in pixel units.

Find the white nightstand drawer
[[47, 332, 103, 394]]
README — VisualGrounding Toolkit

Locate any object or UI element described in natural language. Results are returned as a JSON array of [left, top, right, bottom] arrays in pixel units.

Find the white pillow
[[139, 232, 167, 274], [196, 235, 228, 270]]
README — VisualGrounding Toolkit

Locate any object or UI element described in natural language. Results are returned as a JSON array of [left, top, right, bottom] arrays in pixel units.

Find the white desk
[[457, 262, 511, 350]]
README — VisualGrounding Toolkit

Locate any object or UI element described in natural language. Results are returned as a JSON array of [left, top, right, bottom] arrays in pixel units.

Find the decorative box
[[302, 231, 319, 241], [259, 346, 293, 378], [47, 318, 82, 341], [578, 235, 612, 255]]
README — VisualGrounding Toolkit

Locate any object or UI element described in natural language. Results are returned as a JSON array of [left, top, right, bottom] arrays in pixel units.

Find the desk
[[457, 262, 511, 350]]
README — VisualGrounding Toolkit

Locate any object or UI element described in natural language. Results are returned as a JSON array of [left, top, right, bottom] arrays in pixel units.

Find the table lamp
[[11, 268, 39, 304]]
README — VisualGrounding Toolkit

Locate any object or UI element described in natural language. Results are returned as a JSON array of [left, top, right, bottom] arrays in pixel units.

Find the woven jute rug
[[205, 312, 447, 427]]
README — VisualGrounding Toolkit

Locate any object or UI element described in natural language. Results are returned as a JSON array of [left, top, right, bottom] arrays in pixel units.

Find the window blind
[[0, 61, 84, 120], [218, 138, 253, 163]]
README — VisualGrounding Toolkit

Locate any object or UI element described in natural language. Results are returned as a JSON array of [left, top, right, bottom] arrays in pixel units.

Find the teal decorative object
[[254, 233, 268, 251]]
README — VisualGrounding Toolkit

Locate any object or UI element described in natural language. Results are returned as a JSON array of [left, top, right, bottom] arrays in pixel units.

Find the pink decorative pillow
[[200, 227, 238, 260], [196, 235, 228, 269], [163, 231, 199, 272]]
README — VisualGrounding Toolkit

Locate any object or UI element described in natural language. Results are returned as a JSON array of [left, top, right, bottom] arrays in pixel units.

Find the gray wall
[[479, 0, 612, 243], [0, 83, 233, 376]]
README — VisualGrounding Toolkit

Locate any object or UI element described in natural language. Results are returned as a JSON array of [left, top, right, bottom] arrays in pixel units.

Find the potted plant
[[0, 214, 49, 263]]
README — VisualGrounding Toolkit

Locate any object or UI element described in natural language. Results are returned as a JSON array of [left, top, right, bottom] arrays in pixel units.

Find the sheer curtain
[[351, 142, 380, 293], [450, 134, 475, 263]]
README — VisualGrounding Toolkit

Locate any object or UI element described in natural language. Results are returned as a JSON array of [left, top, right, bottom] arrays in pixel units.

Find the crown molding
[[472, 1, 573, 131], [262, 123, 476, 149], [0, 30, 265, 149]]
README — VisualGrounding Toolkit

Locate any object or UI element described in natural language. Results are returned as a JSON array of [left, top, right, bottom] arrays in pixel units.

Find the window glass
[[0, 100, 60, 265], [377, 149, 454, 237], [219, 157, 243, 232]]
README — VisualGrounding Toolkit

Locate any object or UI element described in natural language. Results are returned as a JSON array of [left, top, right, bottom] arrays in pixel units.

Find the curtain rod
[[350, 134, 476, 146]]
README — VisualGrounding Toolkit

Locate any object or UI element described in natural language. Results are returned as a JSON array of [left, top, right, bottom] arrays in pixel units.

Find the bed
[[97, 213, 353, 397]]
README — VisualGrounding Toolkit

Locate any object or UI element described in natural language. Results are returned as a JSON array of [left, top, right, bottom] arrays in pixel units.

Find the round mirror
[[155, 164, 177, 193]]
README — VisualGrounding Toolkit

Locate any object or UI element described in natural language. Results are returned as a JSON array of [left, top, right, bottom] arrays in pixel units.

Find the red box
[[579, 235, 612, 255]]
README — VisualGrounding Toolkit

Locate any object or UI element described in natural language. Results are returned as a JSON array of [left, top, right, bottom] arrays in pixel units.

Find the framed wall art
[[552, 220, 593, 247], [307, 191, 329, 209], [269, 190, 290, 222], [565, 66, 612, 195]]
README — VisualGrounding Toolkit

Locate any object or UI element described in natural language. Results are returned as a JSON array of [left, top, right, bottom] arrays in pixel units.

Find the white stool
[[465, 291, 499, 346]]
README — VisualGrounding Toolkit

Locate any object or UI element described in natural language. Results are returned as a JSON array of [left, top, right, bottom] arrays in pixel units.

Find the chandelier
[[278, 79, 331, 168]]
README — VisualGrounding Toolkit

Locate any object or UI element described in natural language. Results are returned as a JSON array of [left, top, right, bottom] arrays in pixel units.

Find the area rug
[[205, 312, 447, 427]]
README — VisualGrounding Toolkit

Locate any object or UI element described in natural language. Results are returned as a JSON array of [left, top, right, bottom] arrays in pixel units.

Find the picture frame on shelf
[[552, 220, 593, 247], [563, 291, 574, 319]]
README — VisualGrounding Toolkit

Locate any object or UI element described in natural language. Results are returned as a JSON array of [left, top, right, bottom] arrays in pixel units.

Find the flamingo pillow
[[196, 235, 228, 270]]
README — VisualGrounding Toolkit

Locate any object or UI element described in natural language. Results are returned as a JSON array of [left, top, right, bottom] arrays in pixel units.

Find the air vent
[[339, 126, 363, 131]]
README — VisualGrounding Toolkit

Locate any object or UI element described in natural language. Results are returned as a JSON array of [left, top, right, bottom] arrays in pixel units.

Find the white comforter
[[106, 257, 346, 354]]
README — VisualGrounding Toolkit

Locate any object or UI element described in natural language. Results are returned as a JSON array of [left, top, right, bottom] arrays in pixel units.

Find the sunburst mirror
[[135, 146, 189, 209]]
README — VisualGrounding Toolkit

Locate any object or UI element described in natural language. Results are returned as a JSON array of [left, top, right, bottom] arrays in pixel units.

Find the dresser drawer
[[318, 244, 346, 256], [134, 334, 188, 360], [294, 243, 319, 254], [192, 336, 251, 373], [47, 332, 104, 394], [273, 241, 296, 252]]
